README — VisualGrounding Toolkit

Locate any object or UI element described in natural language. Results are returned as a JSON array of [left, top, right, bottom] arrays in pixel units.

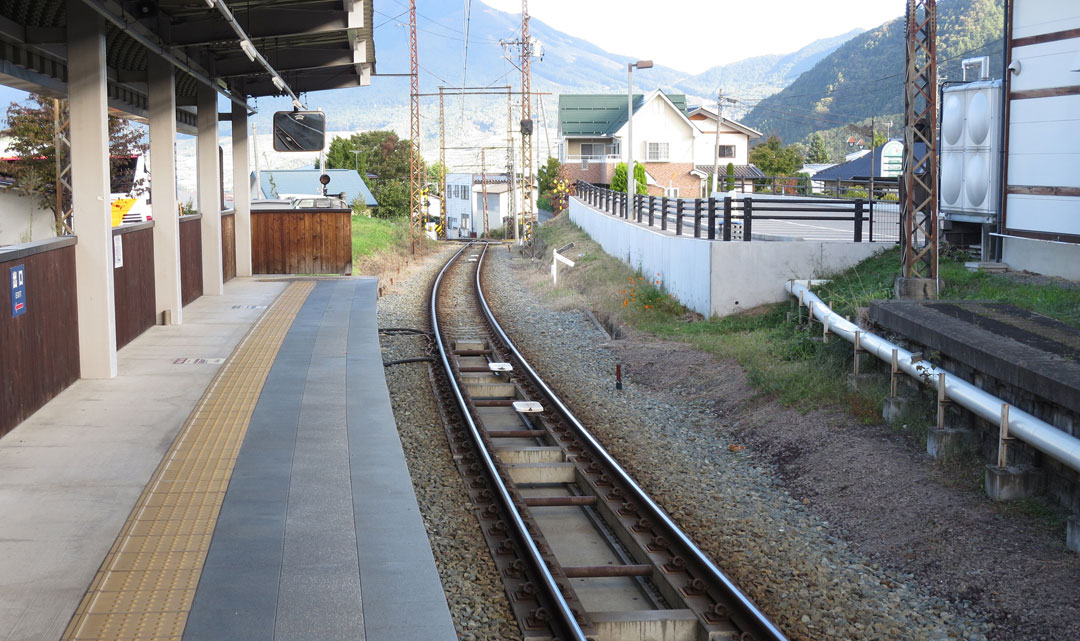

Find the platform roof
[[0, 0, 375, 128]]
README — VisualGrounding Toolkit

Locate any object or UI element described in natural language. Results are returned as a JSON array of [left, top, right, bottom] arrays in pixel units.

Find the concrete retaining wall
[[999, 234, 1080, 281], [709, 241, 885, 315], [570, 196, 712, 315], [569, 196, 886, 317]]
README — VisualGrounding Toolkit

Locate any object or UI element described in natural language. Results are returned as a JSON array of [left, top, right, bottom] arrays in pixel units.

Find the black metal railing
[[574, 181, 899, 243]]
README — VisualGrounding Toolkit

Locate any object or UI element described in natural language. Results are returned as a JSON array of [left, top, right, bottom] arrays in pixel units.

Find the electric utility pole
[[711, 89, 724, 196], [520, 0, 534, 246], [507, 87, 517, 243], [439, 87, 447, 239]]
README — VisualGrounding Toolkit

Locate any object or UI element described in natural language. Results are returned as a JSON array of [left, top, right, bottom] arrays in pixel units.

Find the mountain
[[742, 0, 1005, 145], [266, 0, 862, 164], [669, 29, 865, 114]]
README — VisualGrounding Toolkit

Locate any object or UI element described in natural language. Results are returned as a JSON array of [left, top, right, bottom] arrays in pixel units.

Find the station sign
[[10, 265, 26, 318]]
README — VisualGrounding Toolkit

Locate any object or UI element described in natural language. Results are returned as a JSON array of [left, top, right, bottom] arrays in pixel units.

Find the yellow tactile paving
[[61, 281, 315, 641]]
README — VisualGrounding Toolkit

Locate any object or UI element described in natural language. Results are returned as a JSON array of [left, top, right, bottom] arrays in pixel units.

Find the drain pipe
[[786, 280, 1080, 474]]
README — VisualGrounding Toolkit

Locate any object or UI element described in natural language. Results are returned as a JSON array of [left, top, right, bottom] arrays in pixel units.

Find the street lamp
[[350, 149, 361, 173], [627, 59, 653, 214]]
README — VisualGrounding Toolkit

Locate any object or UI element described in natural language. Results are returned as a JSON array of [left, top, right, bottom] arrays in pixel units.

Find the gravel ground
[[374, 241, 1078, 641], [484, 249, 992, 641], [375, 244, 520, 641]]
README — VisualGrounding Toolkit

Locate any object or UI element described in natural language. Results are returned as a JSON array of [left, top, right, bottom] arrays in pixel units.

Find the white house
[[444, 173, 536, 239], [559, 90, 763, 199]]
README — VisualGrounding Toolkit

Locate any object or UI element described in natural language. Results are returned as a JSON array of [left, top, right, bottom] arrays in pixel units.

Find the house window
[[580, 143, 603, 158], [718, 145, 736, 158], [647, 142, 669, 162], [664, 186, 679, 198]]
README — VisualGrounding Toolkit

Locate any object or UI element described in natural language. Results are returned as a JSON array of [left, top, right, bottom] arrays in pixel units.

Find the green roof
[[559, 92, 688, 137]]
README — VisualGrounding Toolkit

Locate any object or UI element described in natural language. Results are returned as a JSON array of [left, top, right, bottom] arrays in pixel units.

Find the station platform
[[0, 278, 455, 641]]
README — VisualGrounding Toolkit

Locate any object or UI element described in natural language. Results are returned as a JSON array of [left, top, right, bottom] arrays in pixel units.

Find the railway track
[[429, 242, 790, 641]]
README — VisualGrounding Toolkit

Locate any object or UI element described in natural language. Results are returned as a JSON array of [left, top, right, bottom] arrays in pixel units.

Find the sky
[[480, 0, 906, 74]]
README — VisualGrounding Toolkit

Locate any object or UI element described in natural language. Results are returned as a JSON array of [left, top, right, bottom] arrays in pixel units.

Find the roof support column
[[197, 83, 223, 295], [67, 0, 116, 379], [232, 103, 252, 277], [149, 56, 181, 324]]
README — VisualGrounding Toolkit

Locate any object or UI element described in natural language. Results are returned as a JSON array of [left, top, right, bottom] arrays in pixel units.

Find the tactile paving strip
[[61, 281, 315, 641]]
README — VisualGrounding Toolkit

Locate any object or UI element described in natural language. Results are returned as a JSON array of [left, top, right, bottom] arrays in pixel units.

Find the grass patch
[[351, 215, 436, 278], [814, 245, 1080, 328], [352, 215, 408, 258], [534, 215, 1080, 419]]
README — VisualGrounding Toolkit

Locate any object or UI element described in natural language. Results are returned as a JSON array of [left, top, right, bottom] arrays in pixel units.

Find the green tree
[[806, 133, 830, 163], [725, 162, 736, 191], [610, 162, 628, 192], [537, 156, 561, 197], [632, 162, 647, 195], [323, 130, 418, 218], [4, 94, 145, 235], [426, 162, 446, 192], [749, 135, 804, 176], [610, 162, 646, 195]]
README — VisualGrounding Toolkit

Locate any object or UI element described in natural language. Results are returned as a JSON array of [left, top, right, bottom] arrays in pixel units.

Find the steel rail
[[431, 243, 587, 641], [475, 247, 790, 641]]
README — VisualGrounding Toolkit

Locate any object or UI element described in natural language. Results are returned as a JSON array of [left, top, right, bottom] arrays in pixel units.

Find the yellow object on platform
[[110, 198, 135, 227]]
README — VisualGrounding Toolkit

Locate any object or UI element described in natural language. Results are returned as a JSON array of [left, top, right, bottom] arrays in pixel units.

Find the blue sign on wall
[[10, 265, 26, 318]]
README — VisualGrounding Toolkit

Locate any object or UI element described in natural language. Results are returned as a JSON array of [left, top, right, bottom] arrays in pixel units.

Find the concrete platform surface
[[0, 278, 287, 641], [0, 277, 456, 641]]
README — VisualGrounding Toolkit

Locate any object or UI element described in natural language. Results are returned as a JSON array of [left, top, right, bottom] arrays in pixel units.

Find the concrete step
[[495, 446, 565, 464]]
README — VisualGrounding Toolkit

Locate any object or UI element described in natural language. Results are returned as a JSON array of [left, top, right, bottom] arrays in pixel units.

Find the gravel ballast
[[376, 241, 1077, 641], [376, 245, 520, 641], [483, 249, 991, 641]]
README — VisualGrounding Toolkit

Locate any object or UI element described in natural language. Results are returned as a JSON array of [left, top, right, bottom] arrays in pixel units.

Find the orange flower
[[644, 305, 650, 309], [623, 299, 628, 307], [655, 280, 660, 284]]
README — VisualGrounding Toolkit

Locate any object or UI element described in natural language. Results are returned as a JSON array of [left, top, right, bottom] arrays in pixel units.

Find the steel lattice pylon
[[519, 0, 534, 246], [409, 0, 424, 255], [901, 0, 938, 280]]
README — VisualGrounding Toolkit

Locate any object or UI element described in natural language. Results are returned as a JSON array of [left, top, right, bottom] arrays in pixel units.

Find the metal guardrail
[[574, 180, 900, 243]]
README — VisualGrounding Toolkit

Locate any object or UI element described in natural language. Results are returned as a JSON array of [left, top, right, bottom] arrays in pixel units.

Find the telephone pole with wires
[[438, 87, 447, 240], [408, 0, 424, 255], [507, 87, 518, 244], [520, 0, 535, 246], [711, 89, 724, 196], [480, 148, 489, 238]]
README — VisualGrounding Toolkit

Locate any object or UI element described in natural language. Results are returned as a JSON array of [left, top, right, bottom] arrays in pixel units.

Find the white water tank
[[940, 79, 1002, 223]]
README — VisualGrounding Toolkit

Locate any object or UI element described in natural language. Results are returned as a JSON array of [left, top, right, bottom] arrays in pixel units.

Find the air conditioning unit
[[940, 79, 1002, 223]]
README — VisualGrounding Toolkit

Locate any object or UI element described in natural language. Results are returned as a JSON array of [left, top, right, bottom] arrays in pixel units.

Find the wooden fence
[[112, 223, 156, 349], [221, 211, 236, 282], [251, 208, 352, 275], [179, 214, 203, 305], [0, 237, 80, 439]]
